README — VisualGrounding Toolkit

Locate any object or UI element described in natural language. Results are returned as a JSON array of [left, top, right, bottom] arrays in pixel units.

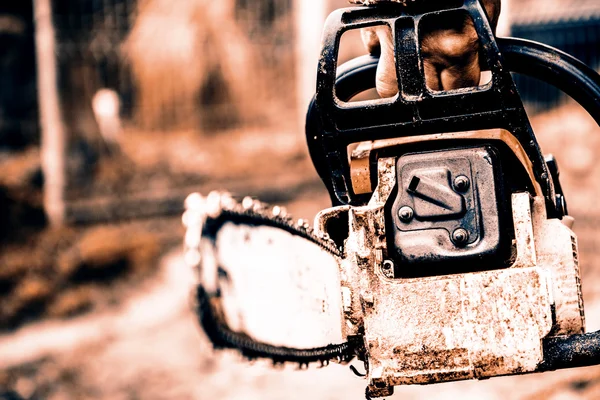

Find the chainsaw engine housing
[[315, 151, 584, 397]]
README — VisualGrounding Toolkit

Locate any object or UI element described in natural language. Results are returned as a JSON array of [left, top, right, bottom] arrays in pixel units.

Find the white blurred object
[[92, 88, 122, 146], [496, 0, 511, 37], [295, 0, 328, 131]]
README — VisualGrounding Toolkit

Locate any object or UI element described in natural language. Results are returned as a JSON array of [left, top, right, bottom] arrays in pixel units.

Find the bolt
[[452, 228, 469, 247], [453, 175, 470, 192], [382, 260, 395, 278], [398, 206, 414, 222]]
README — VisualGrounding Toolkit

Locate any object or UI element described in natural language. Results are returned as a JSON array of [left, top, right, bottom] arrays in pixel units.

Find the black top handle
[[306, 0, 600, 213]]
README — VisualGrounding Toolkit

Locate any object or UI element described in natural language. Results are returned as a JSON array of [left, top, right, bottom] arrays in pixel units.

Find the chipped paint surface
[[315, 157, 586, 396], [531, 196, 586, 335], [363, 267, 553, 386], [511, 193, 537, 268]]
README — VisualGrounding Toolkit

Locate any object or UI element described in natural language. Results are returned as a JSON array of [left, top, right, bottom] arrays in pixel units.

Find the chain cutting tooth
[[242, 196, 254, 210], [252, 201, 265, 213], [271, 205, 282, 217], [184, 229, 201, 248], [220, 192, 236, 210], [182, 209, 202, 228], [184, 249, 202, 267], [185, 192, 204, 210], [206, 191, 224, 218]]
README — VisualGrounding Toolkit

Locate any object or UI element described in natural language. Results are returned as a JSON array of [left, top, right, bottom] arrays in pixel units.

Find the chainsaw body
[[185, 0, 600, 398], [316, 159, 583, 396]]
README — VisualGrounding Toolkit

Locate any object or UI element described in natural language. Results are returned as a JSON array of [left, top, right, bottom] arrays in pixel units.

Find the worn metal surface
[[315, 157, 585, 395], [390, 146, 505, 272], [531, 196, 585, 335], [363, 268, 553, 384], [511, 193, 537, 268]]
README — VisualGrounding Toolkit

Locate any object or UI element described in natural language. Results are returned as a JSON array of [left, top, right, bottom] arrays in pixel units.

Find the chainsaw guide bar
[[184, 192, 356, 367]]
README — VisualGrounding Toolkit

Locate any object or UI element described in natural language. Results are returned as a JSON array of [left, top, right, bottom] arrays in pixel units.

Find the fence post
[[295, 0, 328, 132], [497, 0, 511, 36], [34, 0, 66, 226]]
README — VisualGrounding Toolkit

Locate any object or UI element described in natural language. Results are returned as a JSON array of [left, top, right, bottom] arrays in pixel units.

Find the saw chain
[[183, 192, 355, 367]]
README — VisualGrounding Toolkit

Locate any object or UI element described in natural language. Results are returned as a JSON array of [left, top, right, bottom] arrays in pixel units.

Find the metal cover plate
[[390, 146, 504, 273], [363, 266, 554, 385]]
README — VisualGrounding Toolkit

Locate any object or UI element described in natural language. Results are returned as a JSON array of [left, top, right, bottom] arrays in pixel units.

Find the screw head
[[452, 228, 469, 247], [398, 206, 414, 222], [382, 260, 395, 278], [453, 175, 470, 192]]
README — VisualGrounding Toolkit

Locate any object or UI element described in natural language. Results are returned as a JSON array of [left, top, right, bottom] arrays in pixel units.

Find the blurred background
[[1, 0, 600, 399]]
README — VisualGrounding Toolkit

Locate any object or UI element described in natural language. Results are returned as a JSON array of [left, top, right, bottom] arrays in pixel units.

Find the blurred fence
[[32, 0, 303, 221], [0, 3, 38, 149], [511, 12, 600, 113], [4, 0, 600, 224], [51, 0, 296, 133]]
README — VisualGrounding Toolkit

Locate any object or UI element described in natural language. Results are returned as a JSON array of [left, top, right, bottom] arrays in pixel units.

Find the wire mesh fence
[[4, 1, 600, 221], [51, 0, 296, 133], [0, 3, 38, 149], [40, 0, 301, 209]]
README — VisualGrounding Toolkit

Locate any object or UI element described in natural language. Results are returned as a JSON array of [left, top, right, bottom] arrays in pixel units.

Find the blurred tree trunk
[[34, 0, 65, 226], [295, 0, 328, 130]]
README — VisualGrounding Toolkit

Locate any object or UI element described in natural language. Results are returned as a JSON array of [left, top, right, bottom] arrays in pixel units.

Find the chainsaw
[[183, 0, 600, 397]]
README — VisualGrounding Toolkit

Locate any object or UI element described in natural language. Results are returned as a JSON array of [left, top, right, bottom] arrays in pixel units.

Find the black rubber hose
[[540, 331, 600, 372]]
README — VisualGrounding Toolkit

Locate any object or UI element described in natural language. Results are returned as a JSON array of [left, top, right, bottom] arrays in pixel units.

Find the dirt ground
[[1, 222, 600, 400], [1, 103, 600, 399]]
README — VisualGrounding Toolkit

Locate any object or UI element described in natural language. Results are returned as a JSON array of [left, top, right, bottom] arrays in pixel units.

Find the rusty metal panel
[[315, 159, 586, 392], [362, 267, 553, 386]]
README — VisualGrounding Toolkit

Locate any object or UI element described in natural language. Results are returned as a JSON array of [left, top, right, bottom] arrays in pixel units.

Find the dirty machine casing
[[186, 1, 600, 398]]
